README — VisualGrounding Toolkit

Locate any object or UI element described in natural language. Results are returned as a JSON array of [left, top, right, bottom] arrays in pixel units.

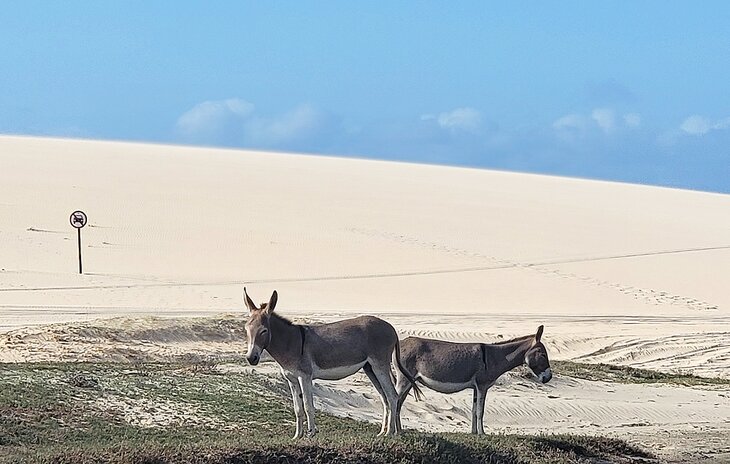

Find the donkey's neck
[[265, 313, 304, 369], [483, 336, 533, 381]]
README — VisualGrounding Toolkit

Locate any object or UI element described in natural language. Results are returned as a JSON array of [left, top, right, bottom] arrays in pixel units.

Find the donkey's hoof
[[306, 428, 318, 438]]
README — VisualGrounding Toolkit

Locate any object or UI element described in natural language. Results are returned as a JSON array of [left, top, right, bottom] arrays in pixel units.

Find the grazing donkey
[[243, 288, 422, 438], [394, 326, 552, 435]]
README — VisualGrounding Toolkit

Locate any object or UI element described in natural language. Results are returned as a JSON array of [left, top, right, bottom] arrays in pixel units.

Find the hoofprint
[[243, 288, 421, 438], [394, 326, 552, 435]]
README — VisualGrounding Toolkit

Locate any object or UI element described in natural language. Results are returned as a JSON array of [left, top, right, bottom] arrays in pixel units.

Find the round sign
[[70, 211, 88, 228]]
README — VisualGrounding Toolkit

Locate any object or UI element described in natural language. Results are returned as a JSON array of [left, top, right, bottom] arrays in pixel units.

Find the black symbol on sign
[[70, 211, 87, 229]]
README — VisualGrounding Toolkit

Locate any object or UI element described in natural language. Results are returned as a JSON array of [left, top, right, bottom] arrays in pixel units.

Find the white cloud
[[679, 114, 730, 137], [712, 117, 730, 131], [552, 114, 587, 131], [438, 107, 481, 131], [552, 114, 589, 143], [659, 115, 730, 146], [554, 109, 640, 136], [176, 98, 254, 138], [680, 115, 712, 135], [591, 108, 615, 133], [623, 113, 641, 128], [176, 99, 328, 147], [245, 104, 326, 146], [423, 107, 482, 132]]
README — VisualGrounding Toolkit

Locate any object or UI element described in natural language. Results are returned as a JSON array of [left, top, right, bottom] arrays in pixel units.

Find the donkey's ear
[[266, 290, 278, 314], [535, 325, 544, 342], [243, 287, 258, 313]]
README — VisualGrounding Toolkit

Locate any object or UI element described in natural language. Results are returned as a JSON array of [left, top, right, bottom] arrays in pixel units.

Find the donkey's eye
[[260, 329, 268, 336]]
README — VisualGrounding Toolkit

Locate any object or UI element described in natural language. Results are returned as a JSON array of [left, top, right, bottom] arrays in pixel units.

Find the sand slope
[[1, 136, 729, 461], [2, 136, 729, 373]]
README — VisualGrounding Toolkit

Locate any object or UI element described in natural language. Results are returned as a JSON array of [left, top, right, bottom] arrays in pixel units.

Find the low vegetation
[[0, 361, 655, 464], [553, 360, 730, 386]]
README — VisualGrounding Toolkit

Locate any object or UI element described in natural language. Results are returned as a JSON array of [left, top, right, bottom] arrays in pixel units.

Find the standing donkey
[[243, 288, 422, 438], [393, 326, 552, 435]]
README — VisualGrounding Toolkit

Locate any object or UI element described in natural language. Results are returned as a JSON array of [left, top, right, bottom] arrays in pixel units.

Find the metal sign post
[[70, 211, 88, 274]]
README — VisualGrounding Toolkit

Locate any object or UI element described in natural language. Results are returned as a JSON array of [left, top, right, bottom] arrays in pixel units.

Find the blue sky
[[2, 2, 729, 192]]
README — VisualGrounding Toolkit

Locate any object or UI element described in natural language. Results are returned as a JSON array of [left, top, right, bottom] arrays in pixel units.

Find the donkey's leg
[[363, 363, 388, 436], [370, 360, 400, 435], [395, 383, 412, 433], [283, 371, 305, 439], [298, 375, 318, 437], [471, 388, 478, 434], [394, 371, 412, 433], [476, 385, 488, 435]]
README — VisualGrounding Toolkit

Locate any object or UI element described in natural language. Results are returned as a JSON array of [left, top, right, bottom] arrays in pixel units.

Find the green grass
[[0, 362, 655, 464], [553, 361, 730, 386]]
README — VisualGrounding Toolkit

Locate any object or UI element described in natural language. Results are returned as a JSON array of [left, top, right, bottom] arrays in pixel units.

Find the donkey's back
[[306, 315, 398, 373], [310, 315, 398, 348], [399, 336, 486, 390]]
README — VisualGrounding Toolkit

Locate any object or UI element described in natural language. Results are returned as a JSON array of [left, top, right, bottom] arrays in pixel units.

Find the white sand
[[1, 135, 729, 460]]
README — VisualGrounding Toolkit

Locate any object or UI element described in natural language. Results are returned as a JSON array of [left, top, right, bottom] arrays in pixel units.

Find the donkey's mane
[[269, 311, 295, 326], [489, 333, 534, 346]]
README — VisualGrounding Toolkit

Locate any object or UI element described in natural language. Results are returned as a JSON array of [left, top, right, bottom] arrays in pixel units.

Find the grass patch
[[0, 362, 654, 464], [554, 360, 730, 386]]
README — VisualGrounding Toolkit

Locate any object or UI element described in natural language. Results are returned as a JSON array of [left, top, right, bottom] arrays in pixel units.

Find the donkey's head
[[243, 287, 278, 366], [524, 325, 552, 383]]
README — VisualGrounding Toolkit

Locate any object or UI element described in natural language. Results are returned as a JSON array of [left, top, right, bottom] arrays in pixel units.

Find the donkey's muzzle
[[247, 354, 261, 365], [540, 368, 553, 383]]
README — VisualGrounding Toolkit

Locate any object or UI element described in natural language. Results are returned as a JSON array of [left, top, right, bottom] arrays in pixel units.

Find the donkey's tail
[[394, 339, 424, 401]]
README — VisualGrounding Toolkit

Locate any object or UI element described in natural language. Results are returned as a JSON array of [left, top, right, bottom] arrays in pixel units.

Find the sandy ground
[[1, 136, 729, 461]]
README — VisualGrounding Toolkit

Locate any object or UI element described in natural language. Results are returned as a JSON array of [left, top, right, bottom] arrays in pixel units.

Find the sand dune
[[1, 135, 729, 461]]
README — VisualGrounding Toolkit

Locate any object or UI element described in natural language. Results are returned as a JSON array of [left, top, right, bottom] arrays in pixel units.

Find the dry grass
[[0, 362, 656, 464]]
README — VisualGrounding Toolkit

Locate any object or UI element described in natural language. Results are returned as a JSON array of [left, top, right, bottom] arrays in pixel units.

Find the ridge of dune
[[2, 135, 728, 320]]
